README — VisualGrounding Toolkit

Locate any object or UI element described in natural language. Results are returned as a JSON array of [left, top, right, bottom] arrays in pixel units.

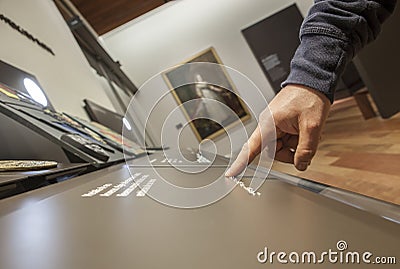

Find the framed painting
[[163, 47, 250, 141]]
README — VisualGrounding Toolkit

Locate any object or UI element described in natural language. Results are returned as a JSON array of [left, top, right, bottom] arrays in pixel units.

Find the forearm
[[282, 0, 397, 102]]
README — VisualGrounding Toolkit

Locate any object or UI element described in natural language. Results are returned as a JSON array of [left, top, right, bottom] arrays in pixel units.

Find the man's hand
[[225, 84, 331, 177]]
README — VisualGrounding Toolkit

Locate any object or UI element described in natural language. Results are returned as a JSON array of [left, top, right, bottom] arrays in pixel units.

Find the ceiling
[[70, 0, 171, 35]]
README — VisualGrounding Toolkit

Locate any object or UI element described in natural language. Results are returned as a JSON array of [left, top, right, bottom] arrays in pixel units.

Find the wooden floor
[[271, 96, 400, 205]]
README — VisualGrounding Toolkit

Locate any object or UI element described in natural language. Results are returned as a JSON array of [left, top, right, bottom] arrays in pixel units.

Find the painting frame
[[163, 47, 251, 141]]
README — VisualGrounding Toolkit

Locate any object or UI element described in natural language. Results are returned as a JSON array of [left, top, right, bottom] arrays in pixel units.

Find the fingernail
[[297, 162, 308, 171], [225, 169, 232, 177]]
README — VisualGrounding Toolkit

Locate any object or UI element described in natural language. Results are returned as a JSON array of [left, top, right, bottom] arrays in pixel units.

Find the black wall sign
[[242, 4, 302, 94]]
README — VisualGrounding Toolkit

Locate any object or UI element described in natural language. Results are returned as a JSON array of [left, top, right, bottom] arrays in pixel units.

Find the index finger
[[225, 126, 262, 177]]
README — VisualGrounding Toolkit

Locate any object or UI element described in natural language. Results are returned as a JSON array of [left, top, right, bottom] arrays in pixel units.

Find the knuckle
[[297, 148, 315, 160], [258, 110, 273, 124], [237, 158, 248, 167], [241, 143, 249, 151], [305, 121, 321, 131]]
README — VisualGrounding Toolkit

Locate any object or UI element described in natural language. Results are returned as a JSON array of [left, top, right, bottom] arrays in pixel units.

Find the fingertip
[[296, 162, 308, 171], [294, 148, 315, 168], [225, 168, 233, 177], [225, 158, 248, 177], [225, 164, 241, 177]]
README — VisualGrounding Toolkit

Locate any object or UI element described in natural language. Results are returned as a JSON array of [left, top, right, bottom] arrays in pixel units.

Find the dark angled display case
[[0, 60, 148, 199], [0, 86, 144, 166]]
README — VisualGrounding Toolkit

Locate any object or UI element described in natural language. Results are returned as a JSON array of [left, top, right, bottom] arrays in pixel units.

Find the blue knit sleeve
[[282, 0, 397, 102]]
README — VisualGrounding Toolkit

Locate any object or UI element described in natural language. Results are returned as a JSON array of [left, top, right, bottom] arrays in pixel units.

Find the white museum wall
[[0, 0, 115, 119], [102, 0, 313, 155]]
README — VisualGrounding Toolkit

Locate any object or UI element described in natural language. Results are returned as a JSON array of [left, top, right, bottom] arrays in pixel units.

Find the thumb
[[294, 120, 322, 171]]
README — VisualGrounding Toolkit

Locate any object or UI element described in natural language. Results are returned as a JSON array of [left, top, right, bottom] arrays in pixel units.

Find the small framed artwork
[[163, 47, 250, 141]]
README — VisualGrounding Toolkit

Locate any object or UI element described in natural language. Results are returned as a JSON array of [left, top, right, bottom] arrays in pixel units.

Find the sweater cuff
[[281, 33, 351, 103]]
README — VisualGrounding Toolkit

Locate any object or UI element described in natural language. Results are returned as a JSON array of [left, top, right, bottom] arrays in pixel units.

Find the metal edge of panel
[[269, 170, 400, 224]]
